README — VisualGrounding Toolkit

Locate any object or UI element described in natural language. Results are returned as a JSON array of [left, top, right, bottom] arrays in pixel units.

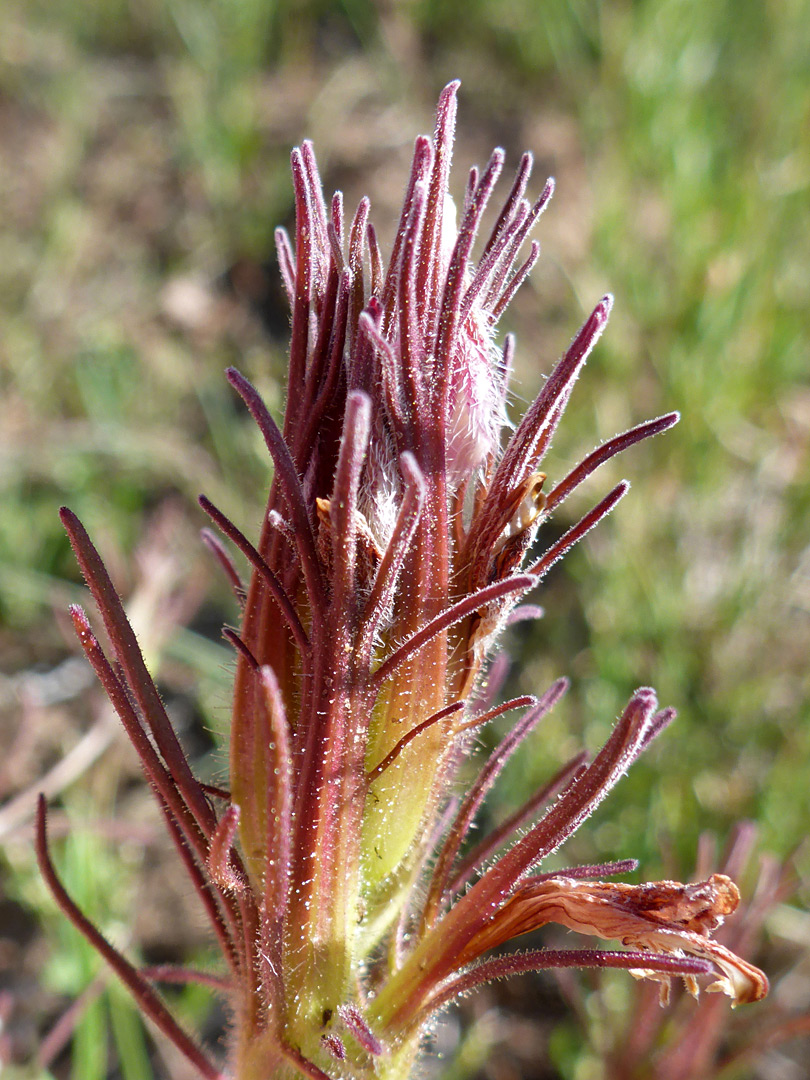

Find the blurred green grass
[[1, 0, 808, 1076]]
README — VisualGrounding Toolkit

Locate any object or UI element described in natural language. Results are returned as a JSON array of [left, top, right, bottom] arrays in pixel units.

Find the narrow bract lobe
[[40, 80, 766, 1080]]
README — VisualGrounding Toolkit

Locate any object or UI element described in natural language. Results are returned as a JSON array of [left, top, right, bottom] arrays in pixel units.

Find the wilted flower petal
[[456, 873, 768, 1007]]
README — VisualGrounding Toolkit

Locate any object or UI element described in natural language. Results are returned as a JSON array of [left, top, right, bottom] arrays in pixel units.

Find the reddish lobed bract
[[38, 82, 765, 1080]]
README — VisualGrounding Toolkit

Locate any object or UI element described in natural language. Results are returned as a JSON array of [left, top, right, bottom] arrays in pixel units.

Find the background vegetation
[[1, 1, 808, 1077]]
